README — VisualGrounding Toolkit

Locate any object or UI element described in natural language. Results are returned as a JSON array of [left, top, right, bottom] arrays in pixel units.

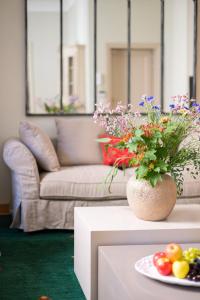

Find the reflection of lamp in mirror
[[96, 72, 107, 104]]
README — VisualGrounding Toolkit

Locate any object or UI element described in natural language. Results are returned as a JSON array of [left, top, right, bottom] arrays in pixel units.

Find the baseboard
[[0, 204, 10, 215]]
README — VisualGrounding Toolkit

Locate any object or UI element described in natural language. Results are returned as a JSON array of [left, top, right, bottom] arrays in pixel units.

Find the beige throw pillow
[[55, 118, 103, 165], [19, 121, 60, 172]]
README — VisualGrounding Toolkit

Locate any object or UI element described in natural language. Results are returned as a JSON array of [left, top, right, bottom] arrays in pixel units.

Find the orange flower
[[122, 132, 133, 142], [144, 129, 152, 137], [137, 145, 147, 152], [140, 124, 164, 136], [137, 153, 145, 161], [160, 117, 170, 124]]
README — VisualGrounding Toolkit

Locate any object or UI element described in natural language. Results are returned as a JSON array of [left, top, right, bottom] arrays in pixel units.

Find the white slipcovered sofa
[[3, 117, 200, 232]]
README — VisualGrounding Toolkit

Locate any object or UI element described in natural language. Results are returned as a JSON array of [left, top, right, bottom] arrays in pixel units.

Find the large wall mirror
[[25, 0, 197, 115]]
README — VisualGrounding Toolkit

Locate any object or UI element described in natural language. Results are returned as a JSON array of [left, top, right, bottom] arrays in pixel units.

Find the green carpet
[[0, 228, 86, 300]]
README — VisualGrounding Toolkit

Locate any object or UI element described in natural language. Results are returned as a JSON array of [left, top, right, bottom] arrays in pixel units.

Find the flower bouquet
[[94, 95, 200, 196]]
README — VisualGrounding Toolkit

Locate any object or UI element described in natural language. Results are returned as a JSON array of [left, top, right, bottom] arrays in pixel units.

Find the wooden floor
[[0, 204, 9, 215]]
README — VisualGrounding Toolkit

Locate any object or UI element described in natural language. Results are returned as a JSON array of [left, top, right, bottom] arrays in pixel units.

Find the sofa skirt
[[11, 198, 128, 232], [10, 196, 200, 232]]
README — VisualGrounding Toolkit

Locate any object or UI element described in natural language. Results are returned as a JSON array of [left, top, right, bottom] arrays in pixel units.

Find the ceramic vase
[[126, 174, 177, 221]]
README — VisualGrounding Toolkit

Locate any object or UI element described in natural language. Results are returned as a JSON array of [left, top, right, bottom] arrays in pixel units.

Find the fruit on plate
[[187, 258, 200, 282], [153, 252, 167, 266], [165, 243, 183, 263], [183, 247, 200, 264], [156, 257, 172, 276], [152, 244, 200, 281], [172, 260, 189, 279]]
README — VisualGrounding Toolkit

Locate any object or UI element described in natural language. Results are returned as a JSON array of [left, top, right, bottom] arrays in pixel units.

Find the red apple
[[153, 252, 167, 266], [156, 257, 172, 276], [165, 243, 183, 263]]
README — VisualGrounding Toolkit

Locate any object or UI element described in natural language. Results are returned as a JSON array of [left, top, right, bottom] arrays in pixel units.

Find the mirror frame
[[25, 0, 198, 116]]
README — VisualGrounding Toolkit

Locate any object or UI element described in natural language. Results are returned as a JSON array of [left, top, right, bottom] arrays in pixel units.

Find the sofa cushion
[[40, 165, 134, 200], [19, 121, 60, 172], [55, 118, 103, 166], [39, 164, 200, 200]]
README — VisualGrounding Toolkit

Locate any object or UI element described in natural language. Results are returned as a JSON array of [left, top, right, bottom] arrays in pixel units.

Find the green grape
[[183, 247, 200, 263]]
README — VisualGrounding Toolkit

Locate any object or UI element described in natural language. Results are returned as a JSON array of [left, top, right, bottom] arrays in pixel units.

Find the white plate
[[135, 255, 200, 287]]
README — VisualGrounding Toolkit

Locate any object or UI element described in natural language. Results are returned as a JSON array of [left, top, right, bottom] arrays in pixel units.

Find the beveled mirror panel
[[26, 0, 95, 115], [26, 0, 61, 114], [96, 0, 128, 107], [25, 0, 197, 115], [164, 0, 196, 111], [62, 0, 94, 113]]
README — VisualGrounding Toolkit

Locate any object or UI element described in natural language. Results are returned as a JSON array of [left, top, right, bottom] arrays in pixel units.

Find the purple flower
[[169, 104, 175, 109], [152, 105, 160, 110], [197, 106, 200, 113], [146, 96, 154, 102], [139, 101, 144, 107], [192, 103, 199, 107], [69, 96, 78, 104]]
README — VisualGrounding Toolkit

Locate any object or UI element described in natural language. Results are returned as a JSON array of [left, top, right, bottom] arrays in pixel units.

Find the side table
[[98, 244, 200, 300], [74, 204, 200, 300]]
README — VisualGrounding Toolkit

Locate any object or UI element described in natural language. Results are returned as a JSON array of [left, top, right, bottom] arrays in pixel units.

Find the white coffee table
[[74, 204, 200, 300]]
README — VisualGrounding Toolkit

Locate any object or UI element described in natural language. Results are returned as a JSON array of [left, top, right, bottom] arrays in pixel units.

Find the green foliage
[[131, 116, 200, 193], [135, 165, 148, 178], [102, 109, 200, 195], [44, 103, 60, 113], [143, 150, 157, 162], [96, 138, 112, 143], [169, 146, 200, 194], [95, 96, 200, 195], [44, 102, 80, 113]]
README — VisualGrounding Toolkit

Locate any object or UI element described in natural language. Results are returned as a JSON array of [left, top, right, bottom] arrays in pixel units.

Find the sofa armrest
[[3, 138, 40, 200]]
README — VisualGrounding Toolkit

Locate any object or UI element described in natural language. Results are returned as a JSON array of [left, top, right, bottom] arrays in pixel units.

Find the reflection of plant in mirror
[[44, 96, 83, 113]]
